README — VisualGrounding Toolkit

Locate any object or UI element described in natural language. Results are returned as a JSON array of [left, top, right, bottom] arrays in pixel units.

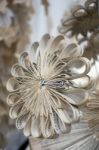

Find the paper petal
[[6, 78, 19, 92], [65, 89, 88, 105], [7, 93, 20, 106], [9, 102, 24, 119], [16, 112, 30, 129], [31, 116, 41, 138]]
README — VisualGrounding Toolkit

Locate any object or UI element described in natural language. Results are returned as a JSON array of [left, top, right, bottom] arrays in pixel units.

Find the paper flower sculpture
[[59, 0, 98, 42], [58, 0, 99, 63], [7, 34, 92, 138]]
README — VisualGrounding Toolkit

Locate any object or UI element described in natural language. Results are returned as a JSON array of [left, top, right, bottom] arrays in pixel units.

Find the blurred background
[[0, 0, 99, 149]]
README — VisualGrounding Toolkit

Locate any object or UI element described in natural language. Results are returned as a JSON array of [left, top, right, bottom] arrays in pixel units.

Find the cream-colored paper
[[7, 34, 92, 138]]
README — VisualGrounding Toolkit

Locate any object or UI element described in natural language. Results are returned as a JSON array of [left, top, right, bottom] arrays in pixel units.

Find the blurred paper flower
[[10, 0, 34, 56], [59, 0, 98, 41], [58, 0, 99, 62], [0, 0, 33, 54], [7, 34, 92, 138]]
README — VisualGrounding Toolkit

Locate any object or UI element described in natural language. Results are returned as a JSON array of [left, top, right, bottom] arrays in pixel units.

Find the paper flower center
[[39, 79, 66, 89], [39, 79, 47, 90]]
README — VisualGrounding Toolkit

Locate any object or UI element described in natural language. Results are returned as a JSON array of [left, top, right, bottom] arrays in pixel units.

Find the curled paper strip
[[7, 34, 92, 138]]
